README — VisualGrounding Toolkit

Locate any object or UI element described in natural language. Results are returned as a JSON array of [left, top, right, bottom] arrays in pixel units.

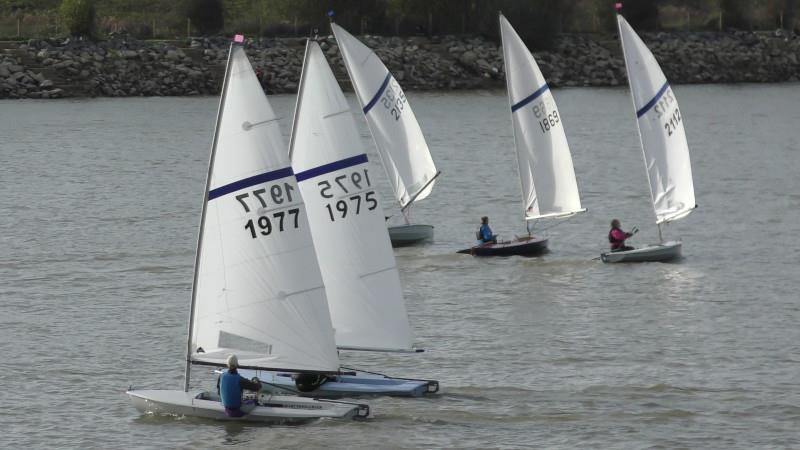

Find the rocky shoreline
[[1, 30, 799, 99]]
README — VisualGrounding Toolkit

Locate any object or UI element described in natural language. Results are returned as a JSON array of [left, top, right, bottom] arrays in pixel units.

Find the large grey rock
[[460, 50, 477, 65]]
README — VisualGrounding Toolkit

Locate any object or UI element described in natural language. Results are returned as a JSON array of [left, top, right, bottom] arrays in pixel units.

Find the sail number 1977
[[234, 182, 301, 239]]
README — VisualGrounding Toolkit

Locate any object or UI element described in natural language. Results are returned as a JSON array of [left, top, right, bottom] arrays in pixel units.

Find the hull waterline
[[126, 389, 368, 423], [236, 368, 439, 398], [458, 236, 549, 257], [388, 224, 434, 247], [601, 241, 682, 263]]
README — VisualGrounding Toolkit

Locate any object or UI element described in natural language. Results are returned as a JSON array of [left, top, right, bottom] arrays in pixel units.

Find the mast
[[183, 35, 240, 392]]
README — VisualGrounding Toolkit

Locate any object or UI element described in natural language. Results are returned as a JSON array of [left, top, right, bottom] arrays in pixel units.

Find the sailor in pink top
[[608, 219, 636, 251]]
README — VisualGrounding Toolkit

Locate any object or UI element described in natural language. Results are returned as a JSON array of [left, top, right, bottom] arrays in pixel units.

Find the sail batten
[[332, 23, 438, 208], [499, 14, 584, 221], [617, 14, 695, 225], [289, 41, 415, 352], [188, 44, 340, 376]]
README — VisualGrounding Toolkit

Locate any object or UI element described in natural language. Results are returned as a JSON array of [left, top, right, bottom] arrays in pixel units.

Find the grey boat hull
[[126, 389, 368, 423], [236, 368, 439, 398], [601, 240, 682, 263], [388, 224, 434, 247]]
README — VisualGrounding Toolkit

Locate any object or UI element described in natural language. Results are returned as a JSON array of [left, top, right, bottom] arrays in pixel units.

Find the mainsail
[[331, 23, 438, 209], [289, 41, 415, 352], [187, 43, 340, 374], [499, 14, 584, 221], [617, 14, 696, 224]]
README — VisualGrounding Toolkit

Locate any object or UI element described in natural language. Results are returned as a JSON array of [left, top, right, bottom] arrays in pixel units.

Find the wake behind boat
[[126, 35, 367, 422], [600, 7, 696, 263]]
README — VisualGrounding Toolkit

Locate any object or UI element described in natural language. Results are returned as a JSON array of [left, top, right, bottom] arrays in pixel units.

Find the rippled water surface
[[1, 84, 799, 449]]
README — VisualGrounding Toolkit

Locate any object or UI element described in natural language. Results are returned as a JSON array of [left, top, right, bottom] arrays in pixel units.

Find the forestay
[[331, 23, 438, 209], [499, 14, 583, 221], [289, 41, 415, 352], [617, 14, 696, 224], [189, 45, 340, 373]]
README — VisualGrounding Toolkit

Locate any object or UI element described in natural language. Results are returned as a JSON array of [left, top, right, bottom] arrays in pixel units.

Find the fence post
[[187, 18, 191, 39], [719, 9, 723, 31], [17, 18, 21, 37], [152, 18, 156, 38]]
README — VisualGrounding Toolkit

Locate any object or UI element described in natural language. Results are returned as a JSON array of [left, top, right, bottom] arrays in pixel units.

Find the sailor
[[216, 354, 262, 417], [608, 219, 637, 252], [293, 373, 329, 392], [477, 216, 497, 244]]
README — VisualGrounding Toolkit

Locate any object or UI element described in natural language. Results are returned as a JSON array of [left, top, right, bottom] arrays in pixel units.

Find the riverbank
[[1, 30, 799, 99]]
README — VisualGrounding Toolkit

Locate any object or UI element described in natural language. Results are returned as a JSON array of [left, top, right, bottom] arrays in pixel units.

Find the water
[[1, 84, 799, 449]]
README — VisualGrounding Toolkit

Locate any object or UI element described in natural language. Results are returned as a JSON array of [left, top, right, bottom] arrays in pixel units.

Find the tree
[[720, 0, 748, 29], [183, 0, 224, 35], [621, 0, 660, 29], [59, 0, 95, 37]]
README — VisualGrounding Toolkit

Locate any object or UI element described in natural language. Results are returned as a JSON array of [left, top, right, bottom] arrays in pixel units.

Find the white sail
[[499, 14, 584, 221], [331, 23, 438, 209], [289, 41, 415, 352], [189, 45, 340, 372], [617, 14, 696, 224]]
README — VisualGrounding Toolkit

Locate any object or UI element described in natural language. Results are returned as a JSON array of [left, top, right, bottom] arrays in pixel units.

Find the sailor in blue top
[[216, 354, 262, 417], [477, 216, 497, 244]]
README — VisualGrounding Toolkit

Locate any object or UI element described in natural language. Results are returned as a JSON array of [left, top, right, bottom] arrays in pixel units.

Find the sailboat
[[600, 9, 696, 263], [126, 35, 368, 421], [330, 22, 440, 247], [235, 39, 438, 398], [458, 13, 585, 257]]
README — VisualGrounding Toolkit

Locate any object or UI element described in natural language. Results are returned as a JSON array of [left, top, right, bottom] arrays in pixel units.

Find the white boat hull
[[235, 368, 439, 398], [388, 224, 434, 247], [601, 240, 682, 263], [126, 389, 368, 423]]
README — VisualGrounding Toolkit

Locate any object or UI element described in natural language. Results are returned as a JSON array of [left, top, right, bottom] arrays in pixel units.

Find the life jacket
[[219, 371, 242, 409], [608, 227, 625, 249]]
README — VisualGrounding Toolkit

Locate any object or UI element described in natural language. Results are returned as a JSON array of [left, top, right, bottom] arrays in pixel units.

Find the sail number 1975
[[317, 169, 377, 222]]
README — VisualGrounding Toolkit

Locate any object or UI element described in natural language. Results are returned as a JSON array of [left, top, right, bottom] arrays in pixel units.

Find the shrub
[[59, 0, 95, 37]]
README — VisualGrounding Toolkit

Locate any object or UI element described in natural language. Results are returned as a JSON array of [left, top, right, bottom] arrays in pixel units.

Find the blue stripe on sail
[[636, 81, 670, 118], [208, 167, 294, 200], [510, 84, 550, 113], [362, 73, 392, 114], [295, 154, 369, 182]]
